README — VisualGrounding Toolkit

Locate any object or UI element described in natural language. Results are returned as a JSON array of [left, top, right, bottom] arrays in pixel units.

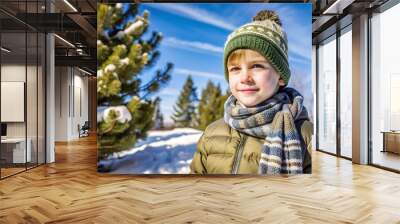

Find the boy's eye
[[251, 64, 266, 69], [229, 66, 240, 73]]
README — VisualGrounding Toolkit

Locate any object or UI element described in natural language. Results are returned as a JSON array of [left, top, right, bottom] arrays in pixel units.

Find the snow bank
[[98, 128, 203, 174]]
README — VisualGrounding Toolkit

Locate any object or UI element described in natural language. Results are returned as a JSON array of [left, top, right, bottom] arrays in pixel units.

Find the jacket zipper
[[232, 134, 247, 174]]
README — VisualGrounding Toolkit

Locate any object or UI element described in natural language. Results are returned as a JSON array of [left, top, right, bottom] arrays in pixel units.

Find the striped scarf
[[224, 87, 309, 174]]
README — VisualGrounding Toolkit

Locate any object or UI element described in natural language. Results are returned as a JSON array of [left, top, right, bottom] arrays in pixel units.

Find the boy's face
[[227, 49, 285, 107]]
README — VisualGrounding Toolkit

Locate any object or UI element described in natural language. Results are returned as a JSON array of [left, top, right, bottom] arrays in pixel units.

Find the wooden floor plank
[[0, 135, 400, 223]]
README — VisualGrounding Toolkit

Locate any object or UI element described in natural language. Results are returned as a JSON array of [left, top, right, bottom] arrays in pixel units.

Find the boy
[[190, 10, 313, 174]]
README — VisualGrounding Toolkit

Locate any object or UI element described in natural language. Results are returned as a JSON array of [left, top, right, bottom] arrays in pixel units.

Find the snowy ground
[[98, 128, 203, 174]]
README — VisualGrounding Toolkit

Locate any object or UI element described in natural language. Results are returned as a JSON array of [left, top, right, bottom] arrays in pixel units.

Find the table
[[1, 138, 32, 163], [381, 131, 400, 154]]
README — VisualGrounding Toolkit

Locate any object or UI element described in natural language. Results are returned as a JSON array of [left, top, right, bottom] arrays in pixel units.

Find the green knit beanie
[[223, 10, 290, 85]]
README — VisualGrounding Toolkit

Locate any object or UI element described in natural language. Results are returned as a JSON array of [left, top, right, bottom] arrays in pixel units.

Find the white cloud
[[289, 55, 311, 66], [146, 3, 236, 31], [163, 37, 223, 53], [158, 87, 180, 96], [175, 68, 224, 80]]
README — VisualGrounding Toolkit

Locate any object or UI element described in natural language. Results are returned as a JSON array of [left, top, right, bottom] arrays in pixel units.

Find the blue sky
[[136, 3, 312, 124]]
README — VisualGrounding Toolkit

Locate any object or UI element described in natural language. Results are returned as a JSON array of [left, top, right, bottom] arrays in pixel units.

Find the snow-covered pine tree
[[171, 75, 198, 128], [97, 3, 172, 159]]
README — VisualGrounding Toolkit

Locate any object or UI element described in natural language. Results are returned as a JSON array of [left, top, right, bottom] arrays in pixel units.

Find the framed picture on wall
[[1, 81, 25, 122], [97, 3, 313, 175]]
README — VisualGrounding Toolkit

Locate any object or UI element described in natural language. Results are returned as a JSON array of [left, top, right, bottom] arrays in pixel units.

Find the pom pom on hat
[[252, 10, 282, 26]]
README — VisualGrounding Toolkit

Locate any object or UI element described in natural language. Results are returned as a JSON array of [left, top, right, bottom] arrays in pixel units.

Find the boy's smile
[[237, 87, 259, 94], [227, 49, 285, 107]]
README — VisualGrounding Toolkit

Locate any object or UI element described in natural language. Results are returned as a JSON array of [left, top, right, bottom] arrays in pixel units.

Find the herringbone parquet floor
[[1, 136, 400, 223]]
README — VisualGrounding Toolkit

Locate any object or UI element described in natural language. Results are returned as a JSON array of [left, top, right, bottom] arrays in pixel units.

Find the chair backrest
[[82, 121, 90, 129]]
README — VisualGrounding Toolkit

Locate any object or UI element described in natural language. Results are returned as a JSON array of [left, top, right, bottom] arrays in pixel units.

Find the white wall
[[55, 66, 69, 141], [72, 72, 89, 138], [54, 67, 89, 141]]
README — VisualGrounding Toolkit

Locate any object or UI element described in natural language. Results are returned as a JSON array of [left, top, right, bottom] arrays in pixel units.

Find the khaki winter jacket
[[190, 118, 313, 174]]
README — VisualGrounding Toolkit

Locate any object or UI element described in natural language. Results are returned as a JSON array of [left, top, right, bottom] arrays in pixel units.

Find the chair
[[78, 121, 90, 138]]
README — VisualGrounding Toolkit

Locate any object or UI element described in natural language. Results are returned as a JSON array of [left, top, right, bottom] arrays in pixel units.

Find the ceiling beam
[[67, 13, 97, 46], [55, 55, 96, 71]]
